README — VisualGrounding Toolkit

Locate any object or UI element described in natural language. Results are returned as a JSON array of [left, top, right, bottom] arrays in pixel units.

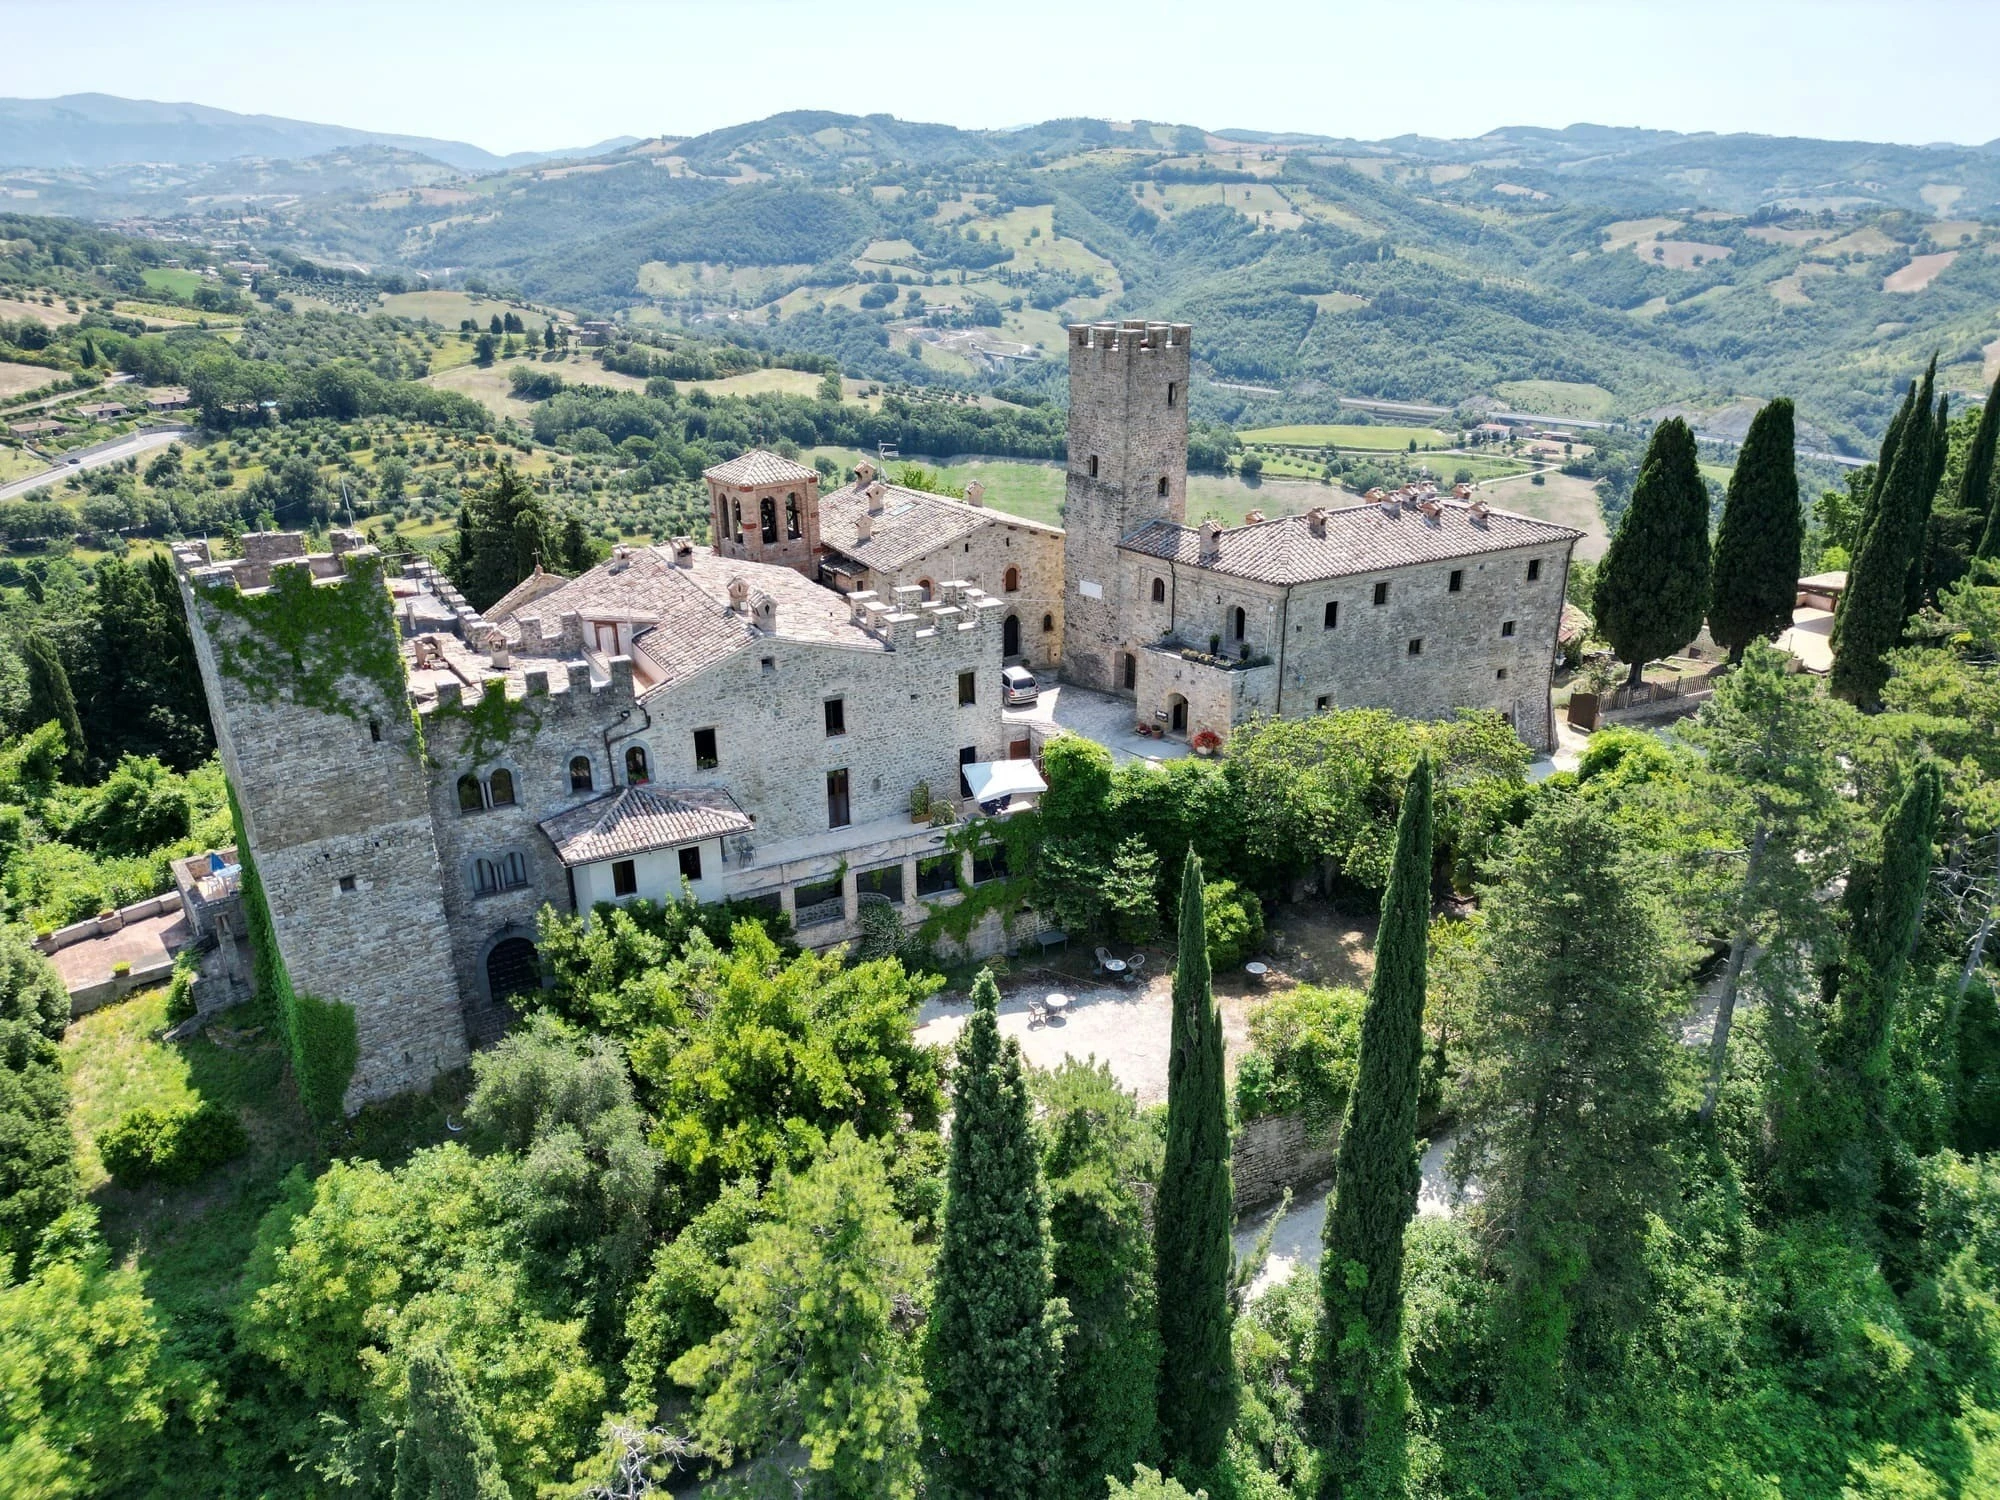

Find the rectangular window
[[971, 841, 1009, 886], [916, 853, 960, 897], [824, 697, 846, 737], [794, 873, 845, 928], [857, 863, 905, 903], [1167, 381, 1178, 407], [957, 670, 977, 706], [959, 745, 978, 800], [1408, 638, 1424, 656], [1373, 580, 1390, 606], [1527, 559, 1542, 581], [1501, 619, 1516, 638], [760, 656, 775, 674], [826, 768, 851, 829], [678, 846, 703, 883], [1448, 569, 1463, 593], [693, 727, 719, 769], [1315, 695, 1332, 711], [612, 860, 637, 897], [1323, 600, 1339, 629], [1496, 668, 1510, 680], [338, 875, 357, 893]]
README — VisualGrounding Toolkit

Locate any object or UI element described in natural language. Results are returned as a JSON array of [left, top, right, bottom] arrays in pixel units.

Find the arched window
[[1151, 576, 1166, 603], [786, 493, 802, 539], [500, 851, 529, 889], [1232, 606, 1246, 641], [1157, 476, 1168, 497], [473, 857, 499, 895], [730, 498, 743, 544], [759, 495, 778, 545], [569, 755, 593, 792], [1004, 565, 1020, 593], [1041, 613, 1054, 633], [625, 745, 650, 784], [487, 768, 516, 807], [918, 579, 934, 601], [457, 773, 483, 812]]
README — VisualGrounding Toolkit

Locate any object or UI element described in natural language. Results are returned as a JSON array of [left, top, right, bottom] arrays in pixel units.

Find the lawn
[[1476, 470, 1610, 560], [140, 267, 207, 300], [1493, 380, 1619, 420], [379, 289, 551, 332], [0, 445, 48, 483], [423, 354, 647, 420], [61, 984, 469, 1327], [1240, 423, 1453, 450]]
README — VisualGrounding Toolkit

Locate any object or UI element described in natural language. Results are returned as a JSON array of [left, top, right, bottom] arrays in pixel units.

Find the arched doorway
[[1003, 613, 1020, 657], [1168, 694, 1188, 735], [485, 937, 541, 1003]]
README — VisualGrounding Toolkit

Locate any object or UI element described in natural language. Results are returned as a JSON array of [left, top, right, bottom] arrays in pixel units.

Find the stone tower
[[175, 532, 468, 1112], [1059, 320, 1192, 693], [704, 450, 822, 576]]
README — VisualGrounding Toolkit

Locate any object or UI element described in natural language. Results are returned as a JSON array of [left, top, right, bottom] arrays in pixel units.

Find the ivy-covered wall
[[228, 763, 358, 1123], [199, 553, 408, 729]]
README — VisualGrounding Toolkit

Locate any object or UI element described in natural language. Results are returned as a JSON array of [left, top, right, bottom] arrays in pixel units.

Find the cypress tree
[[1975, 374, 2000, 560], [927, 969, 1061, 1500], [20, 633, 85, 779], [1904, 390, 1950, 618], [1831, 762, 1942, 1096], [1833, 365, 1939, 706], [1708, 399, 1803, 662], [1318, 756, 1434, 1463], [1154, 852, 1236, 1474], [392, 1342, 510, 1500], [1592, 417, 1711, 686]]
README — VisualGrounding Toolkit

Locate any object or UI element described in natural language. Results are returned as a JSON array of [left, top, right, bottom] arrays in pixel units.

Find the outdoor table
[[1244, 961, 1270, 983], [1036, 929, 1068, 956], [1101, 957, 1127, 976], [1045, 992, 1071, 1017]]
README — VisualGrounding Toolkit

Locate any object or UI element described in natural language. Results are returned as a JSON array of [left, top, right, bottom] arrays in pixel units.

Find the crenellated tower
[[1059, 320, 1191, 693]]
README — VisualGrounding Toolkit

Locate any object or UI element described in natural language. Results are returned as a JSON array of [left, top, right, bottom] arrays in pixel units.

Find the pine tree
[[1593, 417, 1711, 686], [1833, 364, 1940, 705], [20, 633, 85, 779], [1318, 757, 1433, 1460], [1153, 852, 1236, 1474], [926, 970, 1062, 1500], [393, 1342, 510, 1500], [452, 461, 553, 611], [1708, 399, 1803, 662]]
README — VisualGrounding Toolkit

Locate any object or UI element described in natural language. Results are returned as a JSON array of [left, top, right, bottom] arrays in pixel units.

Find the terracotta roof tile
[[818, 480, 1061, 572], [539, 784, 752, 866], [702, 449, 819, 487], [1119, 500, 1580, 586]]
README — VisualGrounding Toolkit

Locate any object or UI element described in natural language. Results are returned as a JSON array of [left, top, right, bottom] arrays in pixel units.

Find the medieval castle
[[176, 320, 1578, 1110]]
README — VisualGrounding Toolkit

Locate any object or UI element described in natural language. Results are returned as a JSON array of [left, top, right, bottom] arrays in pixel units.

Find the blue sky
[[9, 0, 1997, 154]]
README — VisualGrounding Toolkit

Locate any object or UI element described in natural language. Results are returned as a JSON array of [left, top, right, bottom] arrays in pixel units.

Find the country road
[[0, 425, 191, 502]]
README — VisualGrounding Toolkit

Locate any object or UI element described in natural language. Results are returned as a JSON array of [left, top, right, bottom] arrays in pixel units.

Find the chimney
[[1470, 499, 1491, 520], [855, 511, 874, 541], [965, 480, 985, 507], [726, 575, 750, 610], [1245, 509, 1265, 524], [855, 459, 877, 484], [866, 481, 888, 514], [1199, 519, 1223, 558], [1306, 507, 1327, 537], [670, 535, 695, 566], [751, 593, 777, 633]]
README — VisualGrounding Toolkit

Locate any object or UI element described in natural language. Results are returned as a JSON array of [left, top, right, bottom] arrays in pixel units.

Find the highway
[[0, 425, 192, 502]]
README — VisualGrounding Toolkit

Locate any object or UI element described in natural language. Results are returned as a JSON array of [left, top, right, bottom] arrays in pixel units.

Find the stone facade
[[1060, 321, 1192, 691], [705, 449, 822, 574], [175, 534, 468, 1112], [818, 465, 1067, 670]]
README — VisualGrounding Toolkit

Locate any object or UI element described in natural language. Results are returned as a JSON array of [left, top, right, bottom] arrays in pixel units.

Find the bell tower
[[702, 450, 822, 575], [1059, 321, 1192, 693]]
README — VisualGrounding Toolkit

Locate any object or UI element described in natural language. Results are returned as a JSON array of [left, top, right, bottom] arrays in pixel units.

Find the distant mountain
[[0, 93, 634, 172]]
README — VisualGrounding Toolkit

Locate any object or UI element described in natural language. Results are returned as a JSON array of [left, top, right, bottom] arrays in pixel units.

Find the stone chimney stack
[[1199, 519, 1223, 558], [866, 481, 887, 515], [1306, 507, 1327, 537], [751, 593, 777, 633], [964, 480, 985, 507], [855, 511, 874, 541], [726, 576, 751, 611], [855, 459, 877, 485]]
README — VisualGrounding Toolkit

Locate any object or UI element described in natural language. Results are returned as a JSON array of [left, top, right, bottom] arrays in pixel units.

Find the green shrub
[[100, 1100, 247, 1187], [1234, 984, 1365, 1133], [163, 952, 198, 1025], [1199, 878, 1264, 969]]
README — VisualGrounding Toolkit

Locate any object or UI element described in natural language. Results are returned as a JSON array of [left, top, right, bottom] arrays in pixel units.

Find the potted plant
[[909, 781, 931, 824], [1190, 729, 1223, 758], [929, 800, 958, 827]]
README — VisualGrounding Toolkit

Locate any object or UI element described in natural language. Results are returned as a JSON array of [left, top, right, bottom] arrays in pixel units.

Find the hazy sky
[[9, 0, 1997, 155]]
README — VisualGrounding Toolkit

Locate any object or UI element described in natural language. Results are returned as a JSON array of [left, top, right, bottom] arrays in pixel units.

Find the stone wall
[[1233, 1111, 1338, 1215], [178, 538, 469, 1111], [1061, 321, 1191, 692], [854, 512, 1066, 672]]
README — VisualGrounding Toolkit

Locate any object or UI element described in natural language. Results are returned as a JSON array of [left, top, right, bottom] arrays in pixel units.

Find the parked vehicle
[[1001, 664, 1039, 707]]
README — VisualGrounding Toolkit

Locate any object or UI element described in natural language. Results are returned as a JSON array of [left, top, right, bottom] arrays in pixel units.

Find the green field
[[1241, 423, 1454, 450], [1492, 379, 1620, 420], [140, 267, 206, 299], [378, 289, 550, 332]]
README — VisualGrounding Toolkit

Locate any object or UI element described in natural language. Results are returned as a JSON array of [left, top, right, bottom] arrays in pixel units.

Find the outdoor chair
[[1123, 953, 1146, 983], [1095, 945, 1116, 973], [1027, 994, 1049, 1026]]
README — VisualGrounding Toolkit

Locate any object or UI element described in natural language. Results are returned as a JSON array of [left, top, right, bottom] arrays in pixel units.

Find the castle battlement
[[847, 579, 1001, 651], [1068, 319, 1193, 354]]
